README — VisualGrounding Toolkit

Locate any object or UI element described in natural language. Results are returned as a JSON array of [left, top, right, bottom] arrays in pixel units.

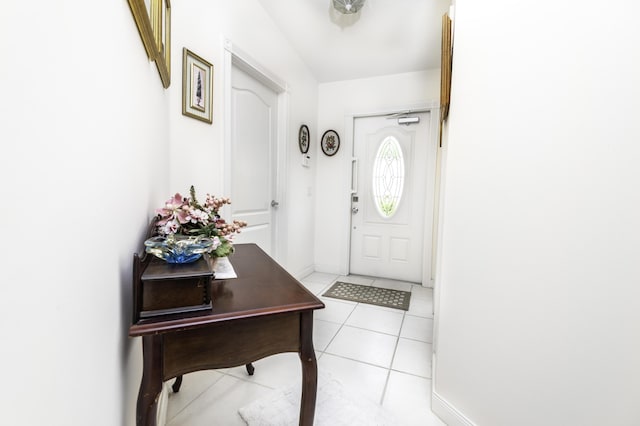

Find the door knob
[[271, 200, 280, 208], [352, 207, 359, 214]]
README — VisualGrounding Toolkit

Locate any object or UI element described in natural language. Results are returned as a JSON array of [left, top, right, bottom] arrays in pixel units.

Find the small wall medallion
[[321, 129, 340, 156], [298, 124, 310, 154]]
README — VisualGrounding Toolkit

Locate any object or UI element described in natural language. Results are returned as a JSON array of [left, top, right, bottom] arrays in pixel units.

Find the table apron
[[162, 311, 302, 380]]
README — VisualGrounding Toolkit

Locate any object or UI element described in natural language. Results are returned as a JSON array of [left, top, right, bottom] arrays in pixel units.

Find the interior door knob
[[352, 207, 359, 214], [271, 200, 280, 207]]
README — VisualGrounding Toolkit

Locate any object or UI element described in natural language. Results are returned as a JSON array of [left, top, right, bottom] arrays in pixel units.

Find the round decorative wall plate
[[298, 124, 310, 154], [321, 129, 340, 156]]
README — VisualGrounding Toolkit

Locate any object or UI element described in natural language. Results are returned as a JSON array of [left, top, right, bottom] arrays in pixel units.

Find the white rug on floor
[[238, 373, 398, 426]]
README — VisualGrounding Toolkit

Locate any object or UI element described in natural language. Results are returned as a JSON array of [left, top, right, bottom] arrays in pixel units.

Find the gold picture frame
[[439, 13, 453, 147], [127, 0, 156, 60], [127, 0, 170, 88], [182, 48, 213, 124], [440, 13, 453, 124], [151, 0, 171, 88]]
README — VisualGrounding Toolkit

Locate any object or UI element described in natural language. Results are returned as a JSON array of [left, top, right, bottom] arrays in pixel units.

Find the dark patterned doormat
[[322, 281, 411, 311]]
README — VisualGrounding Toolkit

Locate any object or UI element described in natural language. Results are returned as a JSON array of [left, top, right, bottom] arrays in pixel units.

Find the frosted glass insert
[[372, 136, 405, 218]]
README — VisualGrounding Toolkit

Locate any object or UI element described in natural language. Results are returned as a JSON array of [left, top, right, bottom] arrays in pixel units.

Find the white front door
[[349, 112, 433, 283], [228, 65, 278, 255]]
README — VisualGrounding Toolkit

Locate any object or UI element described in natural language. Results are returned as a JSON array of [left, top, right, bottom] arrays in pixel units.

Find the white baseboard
[[294, 264, 315, 280], [431, 356, 476, 426], [432, 390, 476, 426], [312, 263, 345, 275]]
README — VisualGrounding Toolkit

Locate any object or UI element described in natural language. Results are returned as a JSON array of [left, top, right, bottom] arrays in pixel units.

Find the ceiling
[[256, 0, 451, 83]]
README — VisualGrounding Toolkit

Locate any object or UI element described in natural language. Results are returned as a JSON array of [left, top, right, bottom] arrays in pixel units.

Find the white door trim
[[342, 102, 440, 286], [222, 38, 290, 262]]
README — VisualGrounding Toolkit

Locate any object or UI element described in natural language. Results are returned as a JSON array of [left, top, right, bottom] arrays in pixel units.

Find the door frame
[[222, 38, 290, 262], [343, 102, 440, 286]]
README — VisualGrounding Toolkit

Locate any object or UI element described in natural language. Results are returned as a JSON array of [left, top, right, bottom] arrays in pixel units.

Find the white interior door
[[229, 65, 278, 255], [349, 113, 432, 283]]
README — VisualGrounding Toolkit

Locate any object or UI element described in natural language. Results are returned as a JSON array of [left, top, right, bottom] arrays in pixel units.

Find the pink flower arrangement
[[155, 186, 247, 257]]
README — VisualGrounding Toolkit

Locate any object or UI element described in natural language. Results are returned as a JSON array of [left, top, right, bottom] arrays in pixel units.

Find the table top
[[129, 243, 324, 337]]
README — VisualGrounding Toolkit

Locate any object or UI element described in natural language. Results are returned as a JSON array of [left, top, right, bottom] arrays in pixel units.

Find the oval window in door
[[372, 136, 405, 218]]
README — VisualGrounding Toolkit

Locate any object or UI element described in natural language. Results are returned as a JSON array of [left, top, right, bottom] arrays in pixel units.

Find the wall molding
[[294, 264, 315, 281], [432, 391, 476, 426], [223, 39, 288, 93], [431, 355, 476, 426]]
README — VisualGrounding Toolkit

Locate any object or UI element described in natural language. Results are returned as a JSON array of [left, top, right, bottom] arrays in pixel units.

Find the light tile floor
[[166, 273, 446, 426]]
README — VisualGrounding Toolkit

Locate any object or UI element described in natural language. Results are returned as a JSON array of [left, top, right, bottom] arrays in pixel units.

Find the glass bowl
[[144, 234, 215, 264]]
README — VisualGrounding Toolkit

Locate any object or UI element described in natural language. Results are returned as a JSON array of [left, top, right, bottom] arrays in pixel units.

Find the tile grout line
[[319, 350, 394, 371], [166, 373, 226, 423], [316, 279, 359, 354], [325, 322, 404, 339], [380, 311, 406, 406]]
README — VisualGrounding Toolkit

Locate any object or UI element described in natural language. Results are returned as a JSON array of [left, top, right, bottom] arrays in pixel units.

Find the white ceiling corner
[[256, 0, 451, 83]]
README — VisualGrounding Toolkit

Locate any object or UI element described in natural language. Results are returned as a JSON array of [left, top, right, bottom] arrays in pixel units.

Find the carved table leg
[[172, 375, 183, 393], [298, 311, 317, 426], [245, 363, 255, 376], [137, 335, 164, 426]]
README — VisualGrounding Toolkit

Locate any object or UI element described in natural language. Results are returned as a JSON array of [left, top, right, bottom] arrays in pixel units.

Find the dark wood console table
[[129, 243, 324, 426]]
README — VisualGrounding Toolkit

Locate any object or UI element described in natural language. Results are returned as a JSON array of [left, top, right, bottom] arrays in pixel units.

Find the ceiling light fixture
[[332, 0, 366, 14]]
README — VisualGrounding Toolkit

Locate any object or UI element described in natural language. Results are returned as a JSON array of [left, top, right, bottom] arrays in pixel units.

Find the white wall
[[434, 1, 640, 425], [0, 1, 317, 425], [169, 1, 318, 277], [1, 2, 168, 424], [314, 70, 440, 274]]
